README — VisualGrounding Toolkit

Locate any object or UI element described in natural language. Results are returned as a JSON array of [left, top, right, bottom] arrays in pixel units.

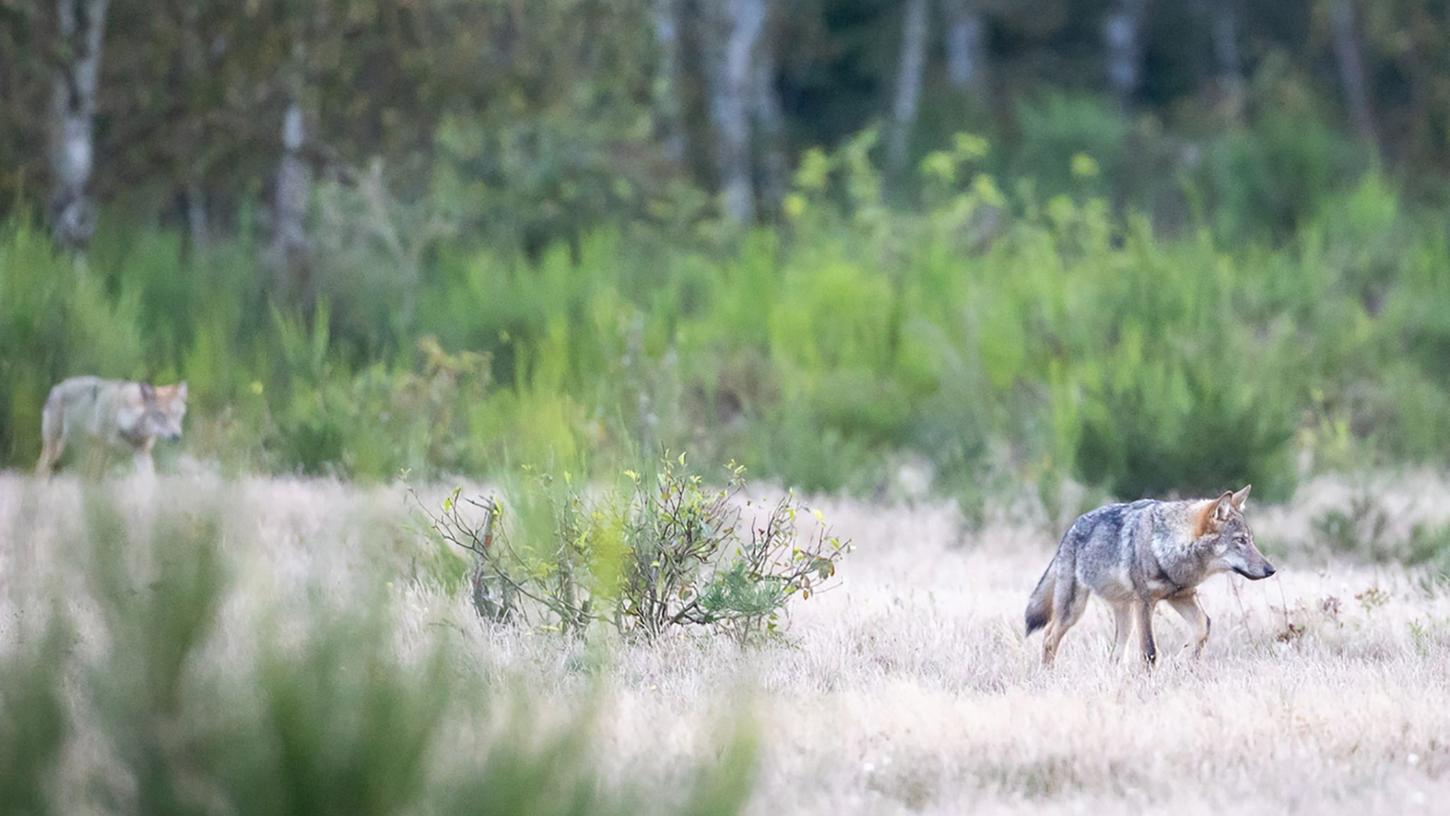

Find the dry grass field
[[3, 469, 1449, 814]]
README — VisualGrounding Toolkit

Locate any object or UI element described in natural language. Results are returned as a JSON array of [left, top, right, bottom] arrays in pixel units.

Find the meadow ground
[[3, 468, 1449, 814]]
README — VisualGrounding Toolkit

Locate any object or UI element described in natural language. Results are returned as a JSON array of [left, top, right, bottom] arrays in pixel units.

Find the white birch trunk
[[1330, 0, 1378, 150], [888, 0, 930, 175], [1103, 0, 1147, 110], [181, 1, 208, 249], [48, 0, 109, 249], [708, 0, 767, 224], [941, 0, 987, 94], [752, 21, 788, 213], [1209, 0, 1243, 112], [270, 89, 311, 298], [651, 0, 688, 164]]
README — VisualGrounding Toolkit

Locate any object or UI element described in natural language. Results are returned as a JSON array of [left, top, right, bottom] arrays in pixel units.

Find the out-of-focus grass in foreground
[[0, 488, 755, 816]]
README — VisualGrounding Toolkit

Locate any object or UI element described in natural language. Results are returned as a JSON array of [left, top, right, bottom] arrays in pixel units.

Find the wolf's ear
[[1212, 490, 1236, 523], [1231, 484, 1251, 511], [140, 382, 156, 402], [176, 381, 188, 401]]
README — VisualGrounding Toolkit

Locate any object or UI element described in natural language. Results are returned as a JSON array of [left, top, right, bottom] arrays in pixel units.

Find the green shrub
[[1407, 523, 1450, 577], [1198, 101, 1363, 238], [1069, 346, 1297, 500], [1310, 493, 1393, 559], [419, 452, 851, 641], [0, 218, 146, 463], [1010, 94, 1128, 201], [273, 335, 492, 478]]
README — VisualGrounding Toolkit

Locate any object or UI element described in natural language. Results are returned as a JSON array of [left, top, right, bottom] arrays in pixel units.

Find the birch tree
[[1103, 0, 1147, 111], [270, 44, 311, 302], [179, 0, 209, 248], [1208, 0, 1244, 114], [1328, 0, 1379, 152], [887, 0, 930, 175], [941, 0, 988, 96], [48, 0, 109, 250], [752, 9, 788, 213], [707, 0, 767, 224], [651, 0, 688, 164]]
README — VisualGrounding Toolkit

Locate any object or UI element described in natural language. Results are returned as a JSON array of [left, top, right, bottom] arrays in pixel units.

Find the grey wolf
[[1024, 485, 1274, 666], [35, 377, 188, 476]]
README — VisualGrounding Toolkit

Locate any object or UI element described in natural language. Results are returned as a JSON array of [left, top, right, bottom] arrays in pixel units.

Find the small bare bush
[[1311, 492, 1392, 558], [417, 454, 850, 640]]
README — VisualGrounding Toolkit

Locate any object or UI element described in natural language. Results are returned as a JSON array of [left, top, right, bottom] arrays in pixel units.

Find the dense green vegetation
[[5, 0, 1450, 503], [5, 115, 1449, 503]]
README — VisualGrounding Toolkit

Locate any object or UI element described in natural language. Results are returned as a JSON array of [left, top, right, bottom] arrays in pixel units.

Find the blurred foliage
[[0, 490, 757, 815], [8, 0, 1450, 227], [6, 132, 1450, 502]]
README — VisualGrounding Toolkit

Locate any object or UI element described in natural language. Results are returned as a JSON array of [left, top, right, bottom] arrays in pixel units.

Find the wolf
[[1024, 485, 1274, 666], [35, 377, 188, 476]]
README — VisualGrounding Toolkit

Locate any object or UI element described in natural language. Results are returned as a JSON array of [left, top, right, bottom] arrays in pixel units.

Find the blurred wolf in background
[[35, 377, 188, 476], [1025, 485, 1274, 666]]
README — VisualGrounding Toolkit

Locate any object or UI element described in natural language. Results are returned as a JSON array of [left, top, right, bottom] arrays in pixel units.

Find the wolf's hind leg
[[36, 437, 60, 476], [1041, 621, 1065, 667], [1167, 594, 1210, 658], [36, 396, 65, 477], [1042, 587, 1090, 667]]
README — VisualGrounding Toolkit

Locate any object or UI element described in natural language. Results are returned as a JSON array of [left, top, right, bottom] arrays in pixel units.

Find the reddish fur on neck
[[1192, 499, 1219, 538]]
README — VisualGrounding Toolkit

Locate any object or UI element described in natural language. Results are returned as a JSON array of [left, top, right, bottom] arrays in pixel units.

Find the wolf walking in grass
[[35, 377, 188, 476], [1025, 485, 1275, 666]]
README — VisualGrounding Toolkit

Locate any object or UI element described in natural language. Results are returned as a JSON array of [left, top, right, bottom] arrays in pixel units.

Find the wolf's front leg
[[1108, 600, 1132, 662], [36, 400, 65, 477], [1167, 593, 1210, 658], [132, 440, 156, 476], [1134, 599, 1157, 666]]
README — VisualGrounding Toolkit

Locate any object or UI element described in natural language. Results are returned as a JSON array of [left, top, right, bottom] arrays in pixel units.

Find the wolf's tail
[[1024, 557, 1056, 637]]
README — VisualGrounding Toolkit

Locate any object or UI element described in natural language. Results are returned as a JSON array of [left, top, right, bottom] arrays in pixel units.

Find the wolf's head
[[139, 382, 188, 441], [1195, 485, 1275, 580]]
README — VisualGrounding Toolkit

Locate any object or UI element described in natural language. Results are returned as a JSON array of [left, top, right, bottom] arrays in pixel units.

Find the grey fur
[[35, 376, 187, 476], [1025, 486, 1273, 666]]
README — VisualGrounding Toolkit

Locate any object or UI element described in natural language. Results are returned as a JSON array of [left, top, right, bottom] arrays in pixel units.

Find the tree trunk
[[707, 0, 766, 224], [48, 0, 109, 250], [270, 82, 311, 302], [180, 1, 208, 250], [752, 15, 788, 215], [1103, 0, 1147, 111], [941, 0, 987, 95], [1329, 0, 1379, 152], [1208, 0, 1243, 115], [887, 0, 930, 176], [651, 0, 688, 164]]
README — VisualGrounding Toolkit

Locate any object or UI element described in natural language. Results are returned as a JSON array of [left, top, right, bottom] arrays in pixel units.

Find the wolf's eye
[[1233, 534, 1248, 545]]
